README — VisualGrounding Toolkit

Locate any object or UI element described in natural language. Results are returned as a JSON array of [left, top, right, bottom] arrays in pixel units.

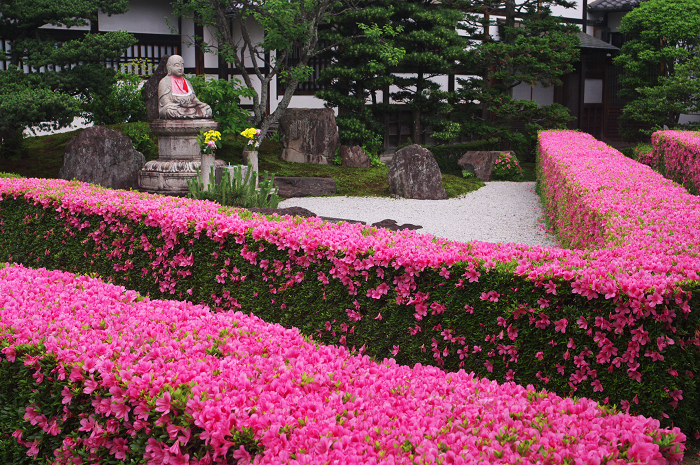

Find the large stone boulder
[[340, 145, 371, 168], [141, 55, 171, 121], [273, 177, 337, 198], [457, 150, 516, 181], [60, 126, 146, 190], [388, 144, 447, 200], [279, 108, 340, 164]]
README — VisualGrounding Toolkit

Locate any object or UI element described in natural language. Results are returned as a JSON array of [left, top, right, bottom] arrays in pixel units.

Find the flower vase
[[242, 150, 259, 187], [200, 152, 216, 191]]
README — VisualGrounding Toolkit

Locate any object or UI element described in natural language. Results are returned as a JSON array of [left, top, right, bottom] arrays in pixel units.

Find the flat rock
[[244, 207, 423, 232], [273, 177, 337, 198], [371, 219, 422, 231], [247, 206, 317, 218]]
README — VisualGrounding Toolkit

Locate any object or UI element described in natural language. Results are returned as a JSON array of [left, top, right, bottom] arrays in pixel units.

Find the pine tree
[[0, 0, 136, 155], [388, 0, 467, 144], [456, 0, 579, 158], [316, 1, 402, 156]]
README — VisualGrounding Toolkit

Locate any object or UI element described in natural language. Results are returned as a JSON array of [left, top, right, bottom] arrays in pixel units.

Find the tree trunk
[[410, 109, 420, 144], [412, 73, 424, 143]]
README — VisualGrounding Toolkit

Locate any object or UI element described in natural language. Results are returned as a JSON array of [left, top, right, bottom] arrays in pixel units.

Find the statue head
[[166, 55, 185, 77]]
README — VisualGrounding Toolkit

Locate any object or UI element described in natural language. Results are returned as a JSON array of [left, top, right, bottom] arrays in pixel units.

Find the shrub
[[0, 264, 686, 464], [188, 76, 256, 136], [0, 172, 21, 179], [0, 166, 698, 435], [648, 130, 700, 195], [118, 121, 158, 161], [86, 72, 147, 125], [490, 152, 523, 181]]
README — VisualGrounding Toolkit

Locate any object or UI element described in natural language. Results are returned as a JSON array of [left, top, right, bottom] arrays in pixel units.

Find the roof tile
[[588, 0, 640, 11]]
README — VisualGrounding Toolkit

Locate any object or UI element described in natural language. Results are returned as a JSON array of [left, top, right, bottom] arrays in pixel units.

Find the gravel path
[[278, 181, 558, 247]]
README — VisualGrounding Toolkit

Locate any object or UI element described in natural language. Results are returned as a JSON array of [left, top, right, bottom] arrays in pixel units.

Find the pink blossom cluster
[[648, 130, 700, 195], [491, 152, 522, 180], [0, 264, 686, 464]]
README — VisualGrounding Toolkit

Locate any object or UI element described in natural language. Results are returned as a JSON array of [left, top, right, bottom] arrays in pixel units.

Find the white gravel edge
[[278, 181, 558, 247]]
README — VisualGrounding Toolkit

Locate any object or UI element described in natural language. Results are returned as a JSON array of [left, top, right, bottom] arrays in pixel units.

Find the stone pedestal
[[138, 119, 225, 196]]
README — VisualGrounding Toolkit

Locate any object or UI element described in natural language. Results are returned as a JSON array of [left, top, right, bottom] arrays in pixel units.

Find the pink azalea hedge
[[0, 264, 687, 464], [644, 130, 700, 195], [0, 130, 698, 435]]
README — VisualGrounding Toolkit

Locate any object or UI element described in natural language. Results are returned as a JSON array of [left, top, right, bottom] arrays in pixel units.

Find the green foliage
[[85, 72, 147, 125], [187, 163, 281, 209], [490, 152, 523, 181], [171, 0, 369, 139], [614, 1, 700, 140], [188, 75, 256, 136], [0, 172, 22, 179], [119, 122, 158, 161], [455, 0, 578, 161], [388, 0, 468, 143], [317, 3, 404, 153], [0, 0, 136, 154], [1, 191, 698, 434], [0, 70, 82, 158]]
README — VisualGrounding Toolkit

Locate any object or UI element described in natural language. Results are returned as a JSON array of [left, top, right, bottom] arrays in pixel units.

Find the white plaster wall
[[550, 2, 583, 22], [275, 95, 329, 112], [99, 0, 175, 35], [204, 26, 219, 68], [512, 82, 554, 106], [230, 74, 263, 107], [232, 21, 265, 68], [383, 74, 452, 104], [180, 19, 197, 67], [39, 24, 90, 31], [607, 12, 625, 33], [679, 114, 700, 125]]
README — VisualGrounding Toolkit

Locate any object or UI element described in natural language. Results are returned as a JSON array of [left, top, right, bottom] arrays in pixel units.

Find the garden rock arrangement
[[458, 150, 517, 181], [388, 144, 447, 199], [59, 126, 145, 190], [279, 108, 339, 164]]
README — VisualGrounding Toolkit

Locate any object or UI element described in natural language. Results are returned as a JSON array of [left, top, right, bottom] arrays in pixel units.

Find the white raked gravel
[[278, 181, 558, 248]]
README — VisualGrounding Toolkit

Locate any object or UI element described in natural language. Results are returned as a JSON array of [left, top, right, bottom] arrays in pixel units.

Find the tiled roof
[[576, 32, 620, 51], [588, 0, 640, 12]]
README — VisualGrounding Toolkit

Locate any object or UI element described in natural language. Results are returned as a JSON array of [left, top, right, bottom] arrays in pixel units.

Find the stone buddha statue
[[158, 55, 213, 119]]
